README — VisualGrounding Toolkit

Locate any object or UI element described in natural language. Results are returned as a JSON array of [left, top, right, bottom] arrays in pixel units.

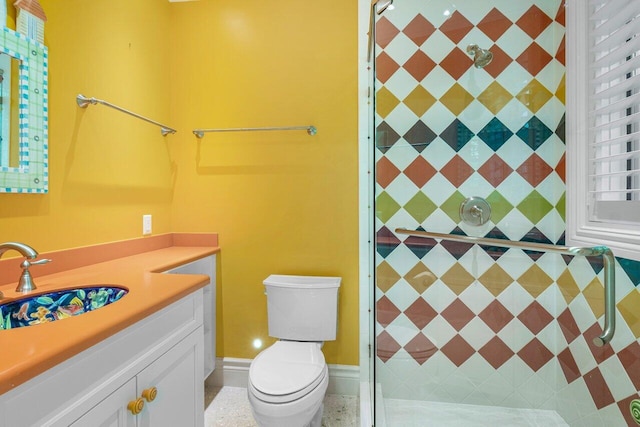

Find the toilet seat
[[249, 341, 327, 404]]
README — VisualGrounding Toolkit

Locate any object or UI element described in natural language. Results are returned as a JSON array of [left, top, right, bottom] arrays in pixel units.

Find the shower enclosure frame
[[358, 0, 640, 426]]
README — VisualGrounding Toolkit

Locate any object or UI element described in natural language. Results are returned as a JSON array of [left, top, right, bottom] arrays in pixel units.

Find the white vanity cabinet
[[164, 254, 216, 379], [71, 327, 202, 427], [0, 288, 205, 427]]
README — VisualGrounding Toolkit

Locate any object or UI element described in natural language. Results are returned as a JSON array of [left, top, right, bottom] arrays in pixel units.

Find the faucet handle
[[16, 258, 52, 293]]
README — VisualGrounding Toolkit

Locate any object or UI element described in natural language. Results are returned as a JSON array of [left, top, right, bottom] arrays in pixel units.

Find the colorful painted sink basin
[[0, 286, 128, 330]]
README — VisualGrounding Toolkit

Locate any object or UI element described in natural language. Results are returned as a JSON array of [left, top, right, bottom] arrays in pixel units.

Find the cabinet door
[[137, 328, 204, 427], [165, 255, 216, 378], [70, 378, 137, 427]]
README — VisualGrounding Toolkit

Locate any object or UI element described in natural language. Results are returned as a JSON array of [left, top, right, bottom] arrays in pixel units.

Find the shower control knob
[[460, 197, 491, 226]]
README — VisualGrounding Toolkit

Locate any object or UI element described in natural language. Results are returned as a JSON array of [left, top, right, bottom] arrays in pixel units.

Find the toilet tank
[[264, 275, 341, 341]]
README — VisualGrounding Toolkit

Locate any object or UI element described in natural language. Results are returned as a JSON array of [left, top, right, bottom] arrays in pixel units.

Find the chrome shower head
[[466, 44, 493, 69], [376, 0, 394, 15]]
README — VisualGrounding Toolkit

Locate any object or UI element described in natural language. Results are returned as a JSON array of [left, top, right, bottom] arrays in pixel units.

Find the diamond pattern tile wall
[[373, 0, 640, 425]]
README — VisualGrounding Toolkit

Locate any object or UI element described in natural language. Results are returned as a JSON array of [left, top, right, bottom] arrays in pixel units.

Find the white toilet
[[247, 274, 341, 427]]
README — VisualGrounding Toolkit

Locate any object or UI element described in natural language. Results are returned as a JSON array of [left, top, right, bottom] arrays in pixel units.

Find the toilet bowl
[[248, 341, 328, 427], [247, 274, 341, 427]]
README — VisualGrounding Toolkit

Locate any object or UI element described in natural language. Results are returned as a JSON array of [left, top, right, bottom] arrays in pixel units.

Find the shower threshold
[[379, 398, 568, 426]]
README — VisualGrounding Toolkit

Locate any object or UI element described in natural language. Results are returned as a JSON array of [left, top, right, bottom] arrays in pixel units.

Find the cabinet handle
[[127, 397, 144, 415], [141, 386, 158, 402]]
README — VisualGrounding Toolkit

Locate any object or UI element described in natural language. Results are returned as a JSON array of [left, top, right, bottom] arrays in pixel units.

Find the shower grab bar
[[395, 228, 616, 347], [192, 126, 317, 139], [76, 94, 177, 136]]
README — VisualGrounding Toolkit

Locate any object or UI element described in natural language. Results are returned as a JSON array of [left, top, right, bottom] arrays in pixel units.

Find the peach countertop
[[0, 233, 220, 395]]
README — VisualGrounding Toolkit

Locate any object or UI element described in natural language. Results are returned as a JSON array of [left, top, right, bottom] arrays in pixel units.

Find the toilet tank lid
[[264, 274, 341, 289]]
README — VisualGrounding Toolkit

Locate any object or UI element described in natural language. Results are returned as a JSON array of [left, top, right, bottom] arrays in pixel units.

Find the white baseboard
[[207, 357, 360, 396]]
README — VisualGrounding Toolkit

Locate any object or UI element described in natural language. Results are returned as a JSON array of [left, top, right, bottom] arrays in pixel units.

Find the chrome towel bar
[[192, 126, 317, 139], [76, 94, 177, 136], [395, 228, 616, 347]]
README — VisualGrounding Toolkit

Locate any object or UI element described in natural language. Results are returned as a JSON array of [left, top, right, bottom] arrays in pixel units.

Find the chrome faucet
[[0, 242, 51, 297]]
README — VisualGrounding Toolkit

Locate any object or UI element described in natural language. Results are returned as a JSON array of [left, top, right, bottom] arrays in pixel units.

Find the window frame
[[566, 0, 640, 262]]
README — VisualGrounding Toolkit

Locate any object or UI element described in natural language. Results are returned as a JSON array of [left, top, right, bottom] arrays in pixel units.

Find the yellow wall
[[167, 0, 359, 364], [0, 0, 175, 250], [0, 0, 359, 365]]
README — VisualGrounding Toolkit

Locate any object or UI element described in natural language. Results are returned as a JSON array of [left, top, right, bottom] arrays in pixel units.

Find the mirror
[[0, 27, 48, 193]]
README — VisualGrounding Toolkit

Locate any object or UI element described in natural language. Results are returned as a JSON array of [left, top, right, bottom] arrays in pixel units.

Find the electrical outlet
[[142, 214, 152, 235]]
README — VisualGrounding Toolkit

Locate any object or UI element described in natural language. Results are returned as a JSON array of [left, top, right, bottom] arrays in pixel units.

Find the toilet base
[[307, 403, 323, 427], [248, 367, 329, 427]]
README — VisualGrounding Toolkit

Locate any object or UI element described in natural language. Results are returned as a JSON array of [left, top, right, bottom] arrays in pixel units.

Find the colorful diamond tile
[[555, 0, 566, 26], [376, 261, 401, 292], [404, 234, 437, 258], [479, 336, 514, 369], [440, 334, 475, 367], [376, 156, 401, 188], [557, 269, 580, 305], [482, 44, 513, 79], [376, 191, 401, 222], [376, 87, 401, 118], [439, 239, 474, 261], [441, 298, 476, 331], [619, 258, 640, 287], [485, 191, 514, 224], [377, 330, 401, 362], [479, 300, 514, 333], [404, 156, 437, 188], [403, 86, 437, 117], [377, 295, 402, 327], [618, 288, 640, 339], [439, 11, 474, 44], [376, 121, 401, 153], [404, 50, 437, 82], [440, 119, 475, 151], [517, 263, 554, 299], [440, 83, 475, 117], [377, 226, 402, 258], [516, 153, 553, 187], [477, 118, 514, 151], [440, 191, 467, 223], [584, 322, 615, 364], [478, 154, 513, 187], [516, 190, 553, 224], [376, 16, 400, 49], [516, 43, 553, 76], [477, 8, 513, 42], [440, 155, 474, 187], [404, 192, 438, 223], [556, 34, 565, 66], [517, 338, 553, 371], [403, 14, 436, 46], [555, 152, 566, 182], [441, 262, 476, 295], [515, 5, 553, 39], [404, 261, 437, 294], [404, 298, 438, 329], [403, 121, 438, 152], [558, 347, 581, 384], [478, 264, 515, 296], [583, 366, 616, 409], [516, 79, 554, 114], [583, 279, 605, 319], [617, 342, 640, 390], [376, 51, 401, 84], [618, 394, 640, 427], [517, 301, 553, 335], [477, 82, 513, 115], [439, 47, 474, 80], [404, 333, 437, 365]]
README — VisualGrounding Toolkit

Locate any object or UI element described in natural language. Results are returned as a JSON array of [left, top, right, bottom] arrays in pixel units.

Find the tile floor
[[204, 386, 359, 427]]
